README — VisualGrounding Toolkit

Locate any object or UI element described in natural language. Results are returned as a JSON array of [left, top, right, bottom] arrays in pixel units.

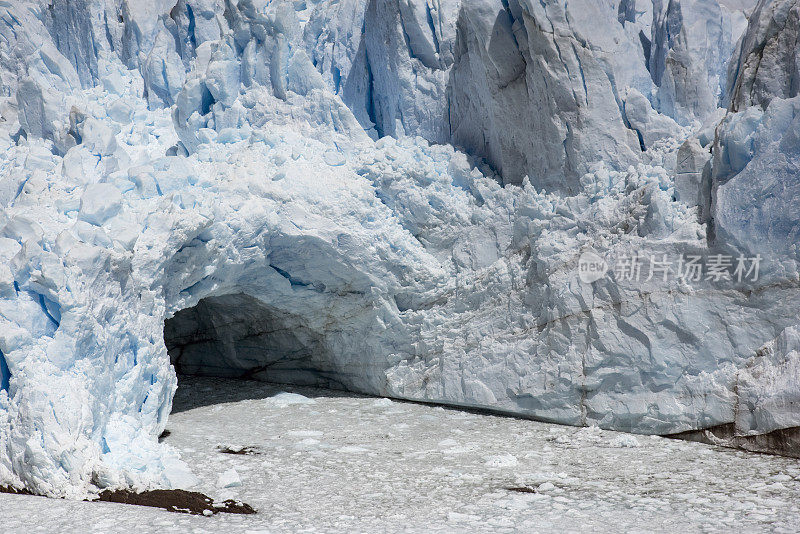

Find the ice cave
[[0, 0, 799, 526], [165, 293, 336, 383]]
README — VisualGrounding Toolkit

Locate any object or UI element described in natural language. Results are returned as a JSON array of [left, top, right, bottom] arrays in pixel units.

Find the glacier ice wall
[[0, 0, 798, 498], [305, 0, 753, 188], [712, 0, 800, 260], [649, 0, 747, 125]]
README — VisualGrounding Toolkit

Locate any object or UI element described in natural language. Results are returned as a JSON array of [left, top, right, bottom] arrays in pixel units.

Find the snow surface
[[1, 0, 799, 499], [2, 376, 800, 533]]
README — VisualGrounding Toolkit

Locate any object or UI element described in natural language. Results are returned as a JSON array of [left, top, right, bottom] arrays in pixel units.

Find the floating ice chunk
[[162, 455, 200, 490], [287, 430, 323, 438], [553, 435, 571, 445], [266, 392, 317, 407], [611, 434, 641, 448], [484, 454, 518, 468], [217, 468, 242, 488], [448, 511, 483, 523], [338, 446, 369, 453]]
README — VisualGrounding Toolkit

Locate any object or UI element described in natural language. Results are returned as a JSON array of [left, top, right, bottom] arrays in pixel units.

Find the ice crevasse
[[0, 0, 798, 497]]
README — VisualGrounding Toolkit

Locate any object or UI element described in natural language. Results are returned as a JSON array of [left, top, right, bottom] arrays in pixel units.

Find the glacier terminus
[[0, 0, 798, 511]]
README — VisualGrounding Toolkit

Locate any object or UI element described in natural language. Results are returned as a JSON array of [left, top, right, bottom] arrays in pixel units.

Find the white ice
[[0, 0, 798, 499]]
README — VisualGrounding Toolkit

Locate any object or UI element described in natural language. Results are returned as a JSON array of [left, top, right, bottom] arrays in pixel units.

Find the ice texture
[[737, 326, 800, 436], [712, 0, 800, 260], [650, 0, 748, 125], [304, 0, 752, 187], [727, 0, 800, 112], [0, 0, 798, 499], [306, 0, 654, 189]]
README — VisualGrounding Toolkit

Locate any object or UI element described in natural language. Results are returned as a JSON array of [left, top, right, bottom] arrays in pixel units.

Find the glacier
[[0, 0, 798, 498]]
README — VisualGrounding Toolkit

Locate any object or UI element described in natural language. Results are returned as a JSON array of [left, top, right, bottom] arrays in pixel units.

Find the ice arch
[[0, 128, 451, 498], [154, 204, 427, 398], [161, 252, 402, 393]]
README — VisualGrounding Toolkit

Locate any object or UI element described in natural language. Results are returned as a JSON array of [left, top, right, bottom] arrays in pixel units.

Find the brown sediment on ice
[[1, 485, 255, 516], [217, 445, 261, 455], [0, 485, 34, 495], [506, 486, 537, 494], [667, 424, 800, 459], [97, 489, 256, 515]]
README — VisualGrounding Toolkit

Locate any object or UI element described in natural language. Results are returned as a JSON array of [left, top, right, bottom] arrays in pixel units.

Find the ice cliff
[[0, 0, 798, 497]]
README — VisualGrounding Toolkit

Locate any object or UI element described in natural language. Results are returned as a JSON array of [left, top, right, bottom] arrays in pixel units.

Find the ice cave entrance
[[164, 293, 345, 388]]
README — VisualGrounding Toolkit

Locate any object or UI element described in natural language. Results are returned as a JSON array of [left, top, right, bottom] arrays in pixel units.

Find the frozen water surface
[[2, 376, 799, 533]]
